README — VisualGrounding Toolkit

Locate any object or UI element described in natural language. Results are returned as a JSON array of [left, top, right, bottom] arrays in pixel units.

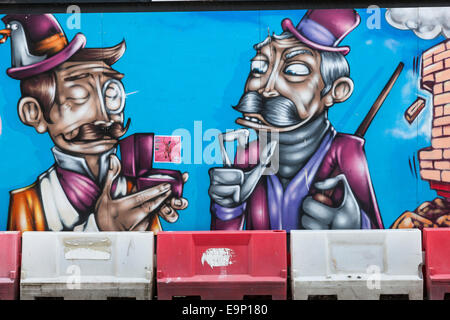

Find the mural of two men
[[3, 9, 432, 232]]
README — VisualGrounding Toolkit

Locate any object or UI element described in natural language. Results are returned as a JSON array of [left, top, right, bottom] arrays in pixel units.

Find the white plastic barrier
[[290, 229, 423, 300], [20, 232, 154, 300]]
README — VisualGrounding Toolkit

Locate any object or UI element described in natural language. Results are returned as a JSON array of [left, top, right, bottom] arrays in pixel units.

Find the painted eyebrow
[[64, 73, 89, 82], [64, 71, 124, 82], [285, 49, 313, 59]]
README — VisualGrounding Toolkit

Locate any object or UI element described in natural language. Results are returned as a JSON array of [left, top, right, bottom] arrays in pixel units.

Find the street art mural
[[0, 14, 188, 231], [0, 8, 449, 232]]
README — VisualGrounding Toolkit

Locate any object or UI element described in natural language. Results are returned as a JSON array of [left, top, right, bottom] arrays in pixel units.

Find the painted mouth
[[243, 115, 263, 124], [236, 113, 275, 130], [61, 119, 130, 143]]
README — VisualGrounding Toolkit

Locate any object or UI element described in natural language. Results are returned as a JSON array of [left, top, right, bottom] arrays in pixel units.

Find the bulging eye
[[11, 23, 18, 30], [102, 79, 125, 114], [251, 60, 268, 74], [284, 63, 310, 76]]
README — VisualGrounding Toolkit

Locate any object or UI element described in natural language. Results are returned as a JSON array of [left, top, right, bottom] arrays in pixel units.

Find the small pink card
[[154, 135, 181, 163]]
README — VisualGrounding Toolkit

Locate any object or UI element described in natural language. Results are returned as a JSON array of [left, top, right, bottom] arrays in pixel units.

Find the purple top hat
[[1, 14, 86, 79], [281, 9, 360, 55]]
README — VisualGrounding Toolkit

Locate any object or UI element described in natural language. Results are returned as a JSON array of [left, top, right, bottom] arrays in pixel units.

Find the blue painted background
[[0, 9, 443, 231]]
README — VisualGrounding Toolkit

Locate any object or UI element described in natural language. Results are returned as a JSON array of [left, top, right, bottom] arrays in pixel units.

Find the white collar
[[39, 166, 128, 231], [52, 146, 116, 185]]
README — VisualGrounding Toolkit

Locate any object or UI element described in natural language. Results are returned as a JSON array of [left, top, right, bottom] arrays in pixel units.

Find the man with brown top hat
[[2, 14, 188, 232]]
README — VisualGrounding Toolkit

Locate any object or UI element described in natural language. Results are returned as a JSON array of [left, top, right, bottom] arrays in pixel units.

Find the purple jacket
[[210, 130, 384, 231]]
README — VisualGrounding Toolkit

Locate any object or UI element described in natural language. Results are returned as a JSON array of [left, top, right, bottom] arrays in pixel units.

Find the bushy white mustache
[[233, 91, 301, 127]]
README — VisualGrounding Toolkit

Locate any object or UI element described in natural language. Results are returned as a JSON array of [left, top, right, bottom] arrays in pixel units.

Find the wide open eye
[[102, 79, 125, 115], [284, 63, 310, 76], [251, 60, 268, 74]]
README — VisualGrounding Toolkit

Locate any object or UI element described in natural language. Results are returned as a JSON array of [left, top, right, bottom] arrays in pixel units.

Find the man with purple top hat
[[209, 9, 384, 231], [2, 14, 188, 232]]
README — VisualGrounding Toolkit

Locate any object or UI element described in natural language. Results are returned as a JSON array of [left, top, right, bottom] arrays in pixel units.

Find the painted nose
[[262, 89, 280, 98], [261, 67, 280, 98]]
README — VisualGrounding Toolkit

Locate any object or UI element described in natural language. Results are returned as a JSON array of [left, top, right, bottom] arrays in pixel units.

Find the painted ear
[[323, 77, 354, 107], [17, 97, 48, 133]]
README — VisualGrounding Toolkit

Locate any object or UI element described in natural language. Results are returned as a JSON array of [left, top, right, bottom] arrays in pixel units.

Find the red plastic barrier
[[423, 228, 450, 300], [157, 231, 287, 300], [0, 232, 21, 300]]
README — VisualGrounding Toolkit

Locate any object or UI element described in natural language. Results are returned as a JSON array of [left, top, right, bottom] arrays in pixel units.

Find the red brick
[[420, 148, 443, 160], [435, 69, 450, 83], [435, 106, 444, 117], [424, 61, 444, 76], [444, 125, 450, 136], [435, 50, 450, 63], [433, 115, 450, 127], [435, 83, 444, 94], [422, 74, 435, 91], [434, 93, 450, 106], [420, 160, 434, 169], [433, 126, 443, 137], [423, 57, 434, 67], [445, 81, 450, 92], [446, 40, 450, 50], [445, 58, 450, 69], [432, 137, 450, 149], [442, 171, 450, 182], [420, 169, 441, 181], [445, 104, 450, 116], [444, 149, 450, 159], [424, 43, 446, 60], [435, 161, 450, 170]]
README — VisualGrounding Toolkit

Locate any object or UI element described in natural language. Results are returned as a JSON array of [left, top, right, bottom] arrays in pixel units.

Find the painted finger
[[126, 183, 172, 207], [170, 197, 188, 210], [209, 168, 244, 185], [209, 184, 240, 203], [314, 173, 347, 191], [411, 213, 434, 226], [209, 194, 236, 208], [302, 196, 336, 225], [182, 172, 189, 183], [158, 204, 179, 223], [301, 214, 329, 230], [102, 154, 122, 198], [141, 190, 173, 213]]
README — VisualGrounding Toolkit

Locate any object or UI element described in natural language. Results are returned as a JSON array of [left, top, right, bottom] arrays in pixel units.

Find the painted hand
[[391, 211, 436, 229], [156, 172, 189, 223], [301, 174, 361, 229], [208, 141, 277, 208], [95, 155, 174, 231]]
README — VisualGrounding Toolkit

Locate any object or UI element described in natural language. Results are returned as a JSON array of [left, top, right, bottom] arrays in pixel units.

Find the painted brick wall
[[419, 39, 450, 184]]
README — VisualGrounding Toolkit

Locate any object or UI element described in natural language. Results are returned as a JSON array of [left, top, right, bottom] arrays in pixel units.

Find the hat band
[[33, 32, 68, 56], [296, 18, 337, 47]]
